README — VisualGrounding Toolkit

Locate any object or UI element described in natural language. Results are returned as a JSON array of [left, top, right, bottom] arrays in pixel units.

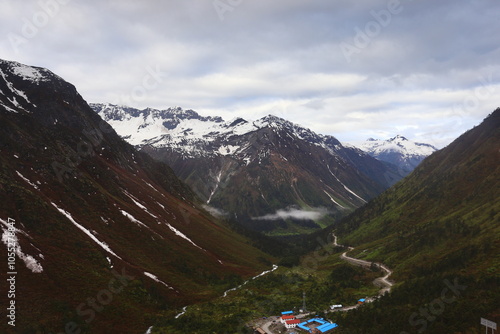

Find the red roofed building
[[285, 319, 301, 329], [280, 315, 296, 324]]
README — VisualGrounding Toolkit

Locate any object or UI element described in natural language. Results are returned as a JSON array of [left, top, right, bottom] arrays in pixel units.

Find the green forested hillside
[[333, 109, 499, 333]]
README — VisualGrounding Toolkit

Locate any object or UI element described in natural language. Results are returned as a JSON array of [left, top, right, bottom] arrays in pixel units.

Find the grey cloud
[[1, 0, 498, 147], [202, 205, 228, 218]]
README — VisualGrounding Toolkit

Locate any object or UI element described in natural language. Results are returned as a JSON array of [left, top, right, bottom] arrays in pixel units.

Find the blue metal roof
[[297, 318, 331, 331], [297, 323, 310, 331], [317, 323, 338, 332], [358, 298, 366, 302], [282, 310, 294, 315], [307, 318, 327, 324]]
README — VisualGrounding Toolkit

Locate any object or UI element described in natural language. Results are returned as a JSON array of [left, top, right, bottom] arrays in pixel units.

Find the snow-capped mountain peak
[[92, 104, 316, 157], [257, 114, 287, 125], [0, 59, 57, 84], [390, 134, 408, 142], [354, 135, 437, 174]]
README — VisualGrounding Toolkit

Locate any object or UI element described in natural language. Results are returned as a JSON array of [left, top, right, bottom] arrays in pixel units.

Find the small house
[[281, 315, 296, 324], [285, 319, 301, 329]]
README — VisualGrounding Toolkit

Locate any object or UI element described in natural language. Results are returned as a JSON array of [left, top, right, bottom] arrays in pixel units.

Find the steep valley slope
[[0, 59, 273, 334], [332, 109, 499, 333]]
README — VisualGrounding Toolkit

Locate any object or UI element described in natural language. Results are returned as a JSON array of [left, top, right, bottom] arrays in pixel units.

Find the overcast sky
[[1, 0, 499, 147]]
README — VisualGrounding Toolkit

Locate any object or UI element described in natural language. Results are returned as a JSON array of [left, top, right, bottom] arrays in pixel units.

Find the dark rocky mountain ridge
[[0, 59, 271, 333]]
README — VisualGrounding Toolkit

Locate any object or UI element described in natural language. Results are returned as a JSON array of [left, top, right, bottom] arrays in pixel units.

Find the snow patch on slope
[[0, 67, 34, 111], [10, 62, 48, 83], [175, 306, 188, 319], [120, 209, 148, 228], [327, 165, 366, 203], [144, 271, 176, 291], [218, 145, 240, 156], [119, 209, 163, 239], [16, 171, 39, 189], [323, 191, 347, 209], [123, 191, 158, 219], [106, 256, 114, 269], [52, 203, 122, 259], [0, 218, 43, 273], [342, 185, 367, 203], [165, 223, 205, 251], [207, 170, 223, 204]]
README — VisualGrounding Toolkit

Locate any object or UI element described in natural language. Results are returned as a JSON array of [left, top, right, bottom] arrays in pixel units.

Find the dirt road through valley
[[334, 233, 394, 300]]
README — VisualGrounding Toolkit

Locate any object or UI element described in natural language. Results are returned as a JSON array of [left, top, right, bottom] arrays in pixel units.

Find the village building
[[285, 319, 301, 329], [281, 314, 296, 324], [278, 310, 338, 333], [297, 318, 338, 333]]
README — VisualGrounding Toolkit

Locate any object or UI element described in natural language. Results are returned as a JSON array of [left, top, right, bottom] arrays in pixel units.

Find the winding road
[[333, 233, 394, 304]]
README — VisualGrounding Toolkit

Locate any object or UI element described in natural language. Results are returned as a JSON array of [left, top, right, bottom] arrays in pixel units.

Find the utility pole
[[302, 291, 307, 313]]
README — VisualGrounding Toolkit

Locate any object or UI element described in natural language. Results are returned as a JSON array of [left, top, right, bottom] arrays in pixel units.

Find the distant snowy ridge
[[92, 103, 270, 158], [92, 103, 352, 161], [353, 135, 437, 173], [358, 135, 436, 156], [91, 103, 226, 149]]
